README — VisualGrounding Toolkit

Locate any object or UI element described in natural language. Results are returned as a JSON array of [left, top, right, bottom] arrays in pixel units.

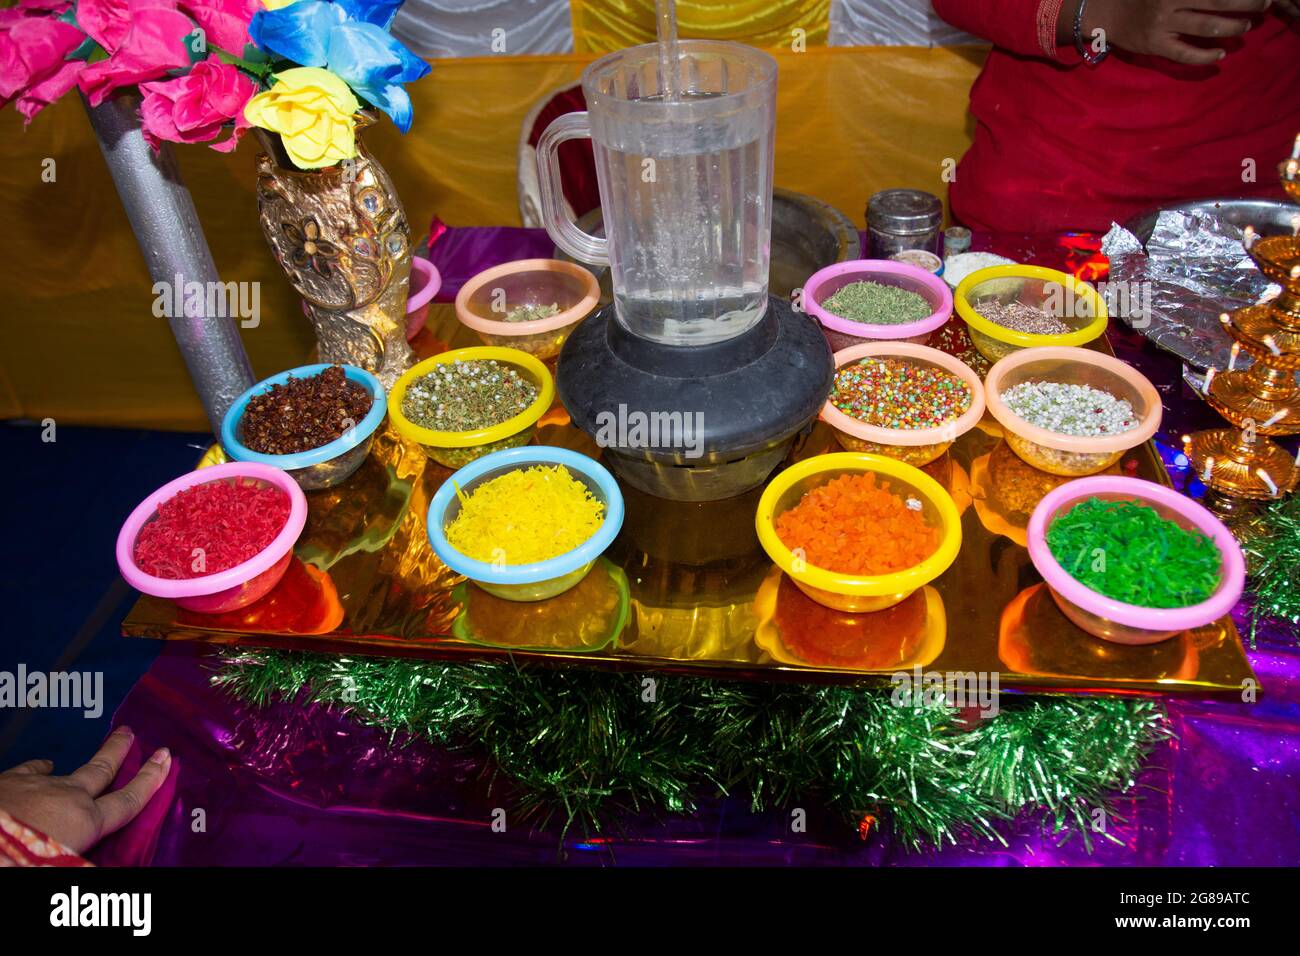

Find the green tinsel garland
[[215, 650, 1168, 851], [1242, 493, 1300, 645]]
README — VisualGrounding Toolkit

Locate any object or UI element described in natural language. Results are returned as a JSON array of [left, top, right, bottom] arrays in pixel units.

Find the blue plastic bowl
[[428, 445, 625, 602], [221, 364, 387, 491]]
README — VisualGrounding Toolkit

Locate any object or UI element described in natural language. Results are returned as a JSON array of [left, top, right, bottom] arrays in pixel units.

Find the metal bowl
[[1123, 197, 1298, 244], [555, 187, 861, 301]]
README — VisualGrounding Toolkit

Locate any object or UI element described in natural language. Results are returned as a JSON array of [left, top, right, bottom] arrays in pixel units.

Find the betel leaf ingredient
[[832, 357, 972, 430], [446, 464, 605, 565], [775, 472, 938, 575], [134, 478, 290, 579], [241, 365, 373, 455], [822, 280, 932, 325], [504, 303, 560, 323], [1046, 497, 1222, 608], [402, 359, 538, 432], [1002, 381, 1137, 437], [976, 300, 1070, 335]]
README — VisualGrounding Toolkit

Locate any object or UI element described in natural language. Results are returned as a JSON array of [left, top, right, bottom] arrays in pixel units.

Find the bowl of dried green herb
[[801, 259, 952, 351], [455, 259, 600, 362], [388, 346, 555, 468], [1027, 476, 1245, 644]]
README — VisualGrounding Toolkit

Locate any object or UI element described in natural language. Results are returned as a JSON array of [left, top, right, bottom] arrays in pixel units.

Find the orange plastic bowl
[[455, 258, 599, 361], [984, 346, 1162, 477], [822, 342, 986, 466]]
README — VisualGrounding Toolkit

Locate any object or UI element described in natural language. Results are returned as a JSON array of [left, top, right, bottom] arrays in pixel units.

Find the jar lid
[[867, 189, 943, 234]]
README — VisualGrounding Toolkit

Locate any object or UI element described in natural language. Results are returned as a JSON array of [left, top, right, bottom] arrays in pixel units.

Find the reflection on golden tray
[[452, 558, 629, 652], [999, 584, 1209, 685], [754, 567, 944, 672], [120, 320, 1258, 696], [968, 439, 1126, 547]]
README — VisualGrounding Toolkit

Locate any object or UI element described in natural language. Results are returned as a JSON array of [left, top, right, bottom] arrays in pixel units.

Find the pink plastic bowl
[[116, 462, 309, 614], [406, 256, 442, 340], [802, 259, 953, 350], [1026, 476, 1245, 644]]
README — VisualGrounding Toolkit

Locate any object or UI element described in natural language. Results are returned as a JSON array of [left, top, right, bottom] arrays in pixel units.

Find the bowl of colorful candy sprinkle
[[801, 259, 953, 350], [455, 259, 600, 362], [822, 342, 986, 466], [222, 364, 386, 491], [984, 346, 1161, 476], [116, 462, 308, 614], [755, 452, 961, 612], [428, 445, 624, 602], [955, 264, 1107, 362], [389, 346, 555, 468], [1027, 476, 1244, 644]]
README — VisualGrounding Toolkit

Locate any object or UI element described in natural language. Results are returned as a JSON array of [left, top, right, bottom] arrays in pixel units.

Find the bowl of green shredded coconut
[[1027, 476, 1245, 644], [802, 259, 953, 351]]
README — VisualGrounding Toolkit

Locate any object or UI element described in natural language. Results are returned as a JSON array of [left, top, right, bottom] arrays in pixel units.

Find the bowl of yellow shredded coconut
[[427, 445, 624, 602]]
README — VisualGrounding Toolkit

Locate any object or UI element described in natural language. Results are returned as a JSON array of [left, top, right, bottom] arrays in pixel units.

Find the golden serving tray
[[121, 310, 1258, 697]]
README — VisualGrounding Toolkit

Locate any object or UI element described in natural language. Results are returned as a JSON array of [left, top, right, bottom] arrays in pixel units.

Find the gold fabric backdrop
[[0, 46, 983, 429], [570, 0, 831, 53]]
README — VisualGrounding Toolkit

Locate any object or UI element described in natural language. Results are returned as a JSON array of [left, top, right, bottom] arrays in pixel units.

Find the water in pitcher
[[594, 90, 773, 346]]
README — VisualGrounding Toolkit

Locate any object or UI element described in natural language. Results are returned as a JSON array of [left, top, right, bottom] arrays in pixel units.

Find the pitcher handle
[[535, 112, 609, 267]]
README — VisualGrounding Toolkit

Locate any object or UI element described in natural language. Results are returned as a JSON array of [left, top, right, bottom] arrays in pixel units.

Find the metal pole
[[83, 91, 255, 436]]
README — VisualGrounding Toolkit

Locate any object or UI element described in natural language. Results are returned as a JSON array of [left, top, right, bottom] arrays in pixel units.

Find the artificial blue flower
[[337, 0, 404, 30], [326, 21, 428, 134], [249, 0, 431, 133]]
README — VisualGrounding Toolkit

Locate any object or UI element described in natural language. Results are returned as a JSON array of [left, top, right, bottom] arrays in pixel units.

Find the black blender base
[[603, 441, 796, 502], [556, 296, 834, 501]]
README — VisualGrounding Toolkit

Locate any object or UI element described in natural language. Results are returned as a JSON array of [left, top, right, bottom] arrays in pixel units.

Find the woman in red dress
[[932, 0, 1300, 233]]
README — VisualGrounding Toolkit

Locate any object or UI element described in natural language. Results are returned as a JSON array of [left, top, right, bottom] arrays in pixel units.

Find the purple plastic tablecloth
[[91, 228, 1300, 866]]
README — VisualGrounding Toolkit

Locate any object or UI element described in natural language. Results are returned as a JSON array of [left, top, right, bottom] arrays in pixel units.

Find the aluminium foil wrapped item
[[1103, 209, 1282, 371]]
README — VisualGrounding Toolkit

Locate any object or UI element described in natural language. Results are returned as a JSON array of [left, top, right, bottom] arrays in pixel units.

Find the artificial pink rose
[[179, 0, 261, 57], [0, 17, 87, 104], [139, 54, 256, 152], [77, 0, 196, 106], [15, 59, 85, 122], [0, 0, 73, 29], [73, 0, 133, 52]]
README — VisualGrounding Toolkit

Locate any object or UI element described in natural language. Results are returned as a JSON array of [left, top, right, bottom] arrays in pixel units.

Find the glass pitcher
[[537, 40, 777, 347]]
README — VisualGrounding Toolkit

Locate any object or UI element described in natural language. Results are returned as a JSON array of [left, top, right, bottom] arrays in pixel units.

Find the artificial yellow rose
[[243, 68, 361, 170]]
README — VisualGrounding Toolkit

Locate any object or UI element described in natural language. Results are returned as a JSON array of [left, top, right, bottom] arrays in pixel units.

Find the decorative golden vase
[[254, 121, 414, 388]]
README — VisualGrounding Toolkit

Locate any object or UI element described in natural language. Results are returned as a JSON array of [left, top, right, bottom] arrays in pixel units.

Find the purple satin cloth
[[423, 219, 556, 303], [91, 227, 1300, 866]]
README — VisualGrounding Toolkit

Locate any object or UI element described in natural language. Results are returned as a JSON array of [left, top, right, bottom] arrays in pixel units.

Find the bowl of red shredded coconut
[[116, 462, 308, 613]]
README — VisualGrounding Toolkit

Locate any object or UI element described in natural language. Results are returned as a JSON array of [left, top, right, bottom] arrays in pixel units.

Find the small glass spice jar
[[866, 189, 943, 260]]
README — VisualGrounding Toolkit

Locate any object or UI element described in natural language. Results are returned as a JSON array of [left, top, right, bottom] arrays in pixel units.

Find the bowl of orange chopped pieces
[[754, 452, 962, 612]]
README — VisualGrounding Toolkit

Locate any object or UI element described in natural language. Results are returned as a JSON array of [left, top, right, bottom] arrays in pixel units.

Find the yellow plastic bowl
[[954, 265, 1108, 363], [755, 452, 962, 612], [388, 346, 555, 467]]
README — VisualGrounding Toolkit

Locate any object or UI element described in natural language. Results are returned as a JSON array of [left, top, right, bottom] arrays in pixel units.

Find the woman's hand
[[1068, 0, 1273, 65], [0, 727, 171, 854]]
